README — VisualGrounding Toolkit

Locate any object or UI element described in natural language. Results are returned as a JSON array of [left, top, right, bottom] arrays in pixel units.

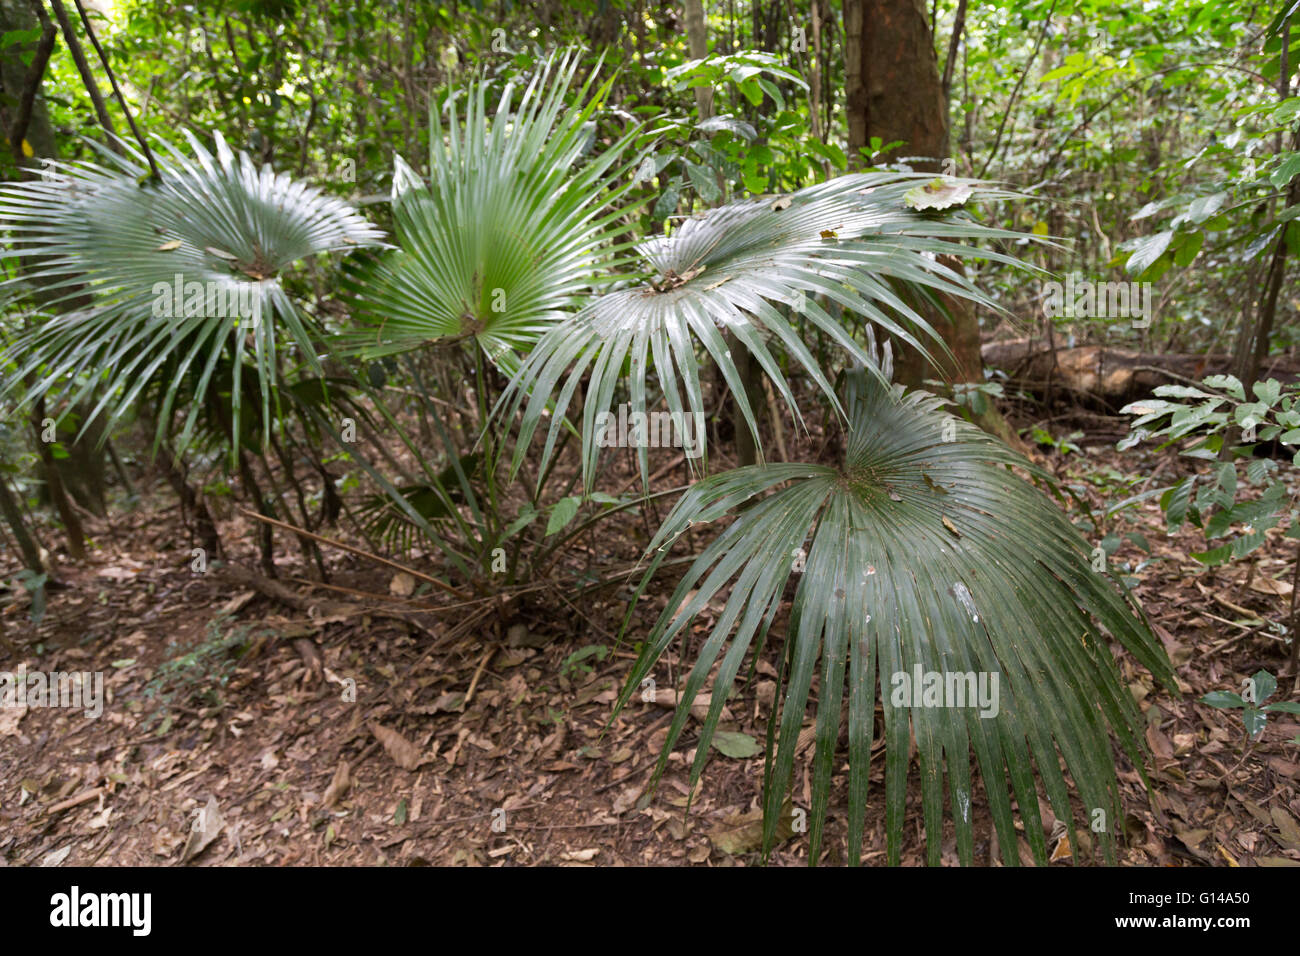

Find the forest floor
[[2, 407, 1299, 867]]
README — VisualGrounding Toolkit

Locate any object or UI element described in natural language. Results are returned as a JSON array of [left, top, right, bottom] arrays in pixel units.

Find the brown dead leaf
[[39, 845, 73, 867], [1176, 828, 1211, 852], [1235, 795, 1273, 827], [651, 688, 732, 721], [1249, 576, 1293, 597], [219, 591, 256, 615], [180, 796, 225, 863], [1049, 834, 1072, 862], [1270, 806, 1300, 848], [96, 566, 138, 581], [0, 702, 26, 736], [1146, 724, 1174, 759], [611, 786, 642, 816], [708, 801, 795, 856], [323, 761, 351, 809], [369, 722, 426, 771]]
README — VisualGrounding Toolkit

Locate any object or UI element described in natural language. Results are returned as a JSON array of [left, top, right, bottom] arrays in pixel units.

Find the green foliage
[[141, 615, 264, 731], [7, 569, 47, 625], [1028, 426, 1083, 456], [0, 131, 382, 453], [614, 363, 1175, 865], [339, 51, 648, 368], [1122, 376, 1300, 567], [500, 171, 1036, 493], [1202, 669, 1300, 739], [559, 643, 608, 679], [1, 1, 1211, 867]]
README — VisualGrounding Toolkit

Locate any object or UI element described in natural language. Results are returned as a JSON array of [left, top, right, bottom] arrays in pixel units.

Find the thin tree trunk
[[940, 0, 966, 108], [33, 397, 85, 560], [844, 0, 1019, 446], [149, 428, 221, 558], [683, 0, 713, 120], [0, 470, 45, 573], [1233, 131, 1298, 388], [46, 0, 120, 150]]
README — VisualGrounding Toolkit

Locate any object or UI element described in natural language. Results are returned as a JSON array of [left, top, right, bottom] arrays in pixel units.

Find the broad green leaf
[[1248, 670, 1277, 705], [545, 495, 581, 536], [611, 368, 1174, 866], [1201, 691, 1245, 708], [0, 131, 382, 454], [498, 171, 1041, 494], [1124, 230, 1174, 276], [339, 51, 647, 368], [712, 731, 761, 758]]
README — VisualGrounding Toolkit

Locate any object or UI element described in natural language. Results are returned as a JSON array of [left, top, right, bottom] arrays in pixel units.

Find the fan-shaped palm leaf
[[498, 172, 1036, 491], [339, 50, 649, 368], [613, 363, 1176, 866], [0, 131, 382, 450]]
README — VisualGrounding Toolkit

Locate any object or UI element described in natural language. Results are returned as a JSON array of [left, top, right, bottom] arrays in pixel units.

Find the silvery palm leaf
[[614, 363, 1177, 866], [339, 50, 649, 370], [0, 130, 382, 450], [497, 172, 1034, 491]]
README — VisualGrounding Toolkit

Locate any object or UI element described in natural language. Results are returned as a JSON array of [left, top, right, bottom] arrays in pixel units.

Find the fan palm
[[338, 50, 649, 370], [0, 130, 382, 451], [497, 172, 1031, 491], [331, 51, 652, 577], [613, 357, 1176, 866]]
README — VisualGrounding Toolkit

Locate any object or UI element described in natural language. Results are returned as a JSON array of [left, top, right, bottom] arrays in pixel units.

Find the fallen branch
[[982, 339, 1300, 407], [44, 786, 103, 815], [236, 507, 467, 599]]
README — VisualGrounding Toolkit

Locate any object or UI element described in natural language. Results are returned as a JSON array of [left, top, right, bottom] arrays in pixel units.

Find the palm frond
[[614, 365, 1176, 866], [0, 131, 382, 450], [338, 50, 649, 369], [498, 172, 1038, 491]]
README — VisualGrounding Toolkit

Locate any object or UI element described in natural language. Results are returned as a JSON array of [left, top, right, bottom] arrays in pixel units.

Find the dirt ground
[[2, 413, 1299, 867]]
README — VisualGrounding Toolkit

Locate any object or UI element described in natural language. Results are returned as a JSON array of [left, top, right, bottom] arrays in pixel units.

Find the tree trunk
[[1232, 129, 1299, 389], [1, 0, 57, 167], [844, 0, 1018, 446], [682, 0, 713, 120], [0, 469, 45, 573], [846, 0, 948, 171], [33, 396, 86, 560]]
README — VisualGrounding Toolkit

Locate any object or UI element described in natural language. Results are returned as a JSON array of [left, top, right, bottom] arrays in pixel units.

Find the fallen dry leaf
[[1249, 576, 1293, 597], [180, 795, 225, 863], [323, 761, 351, 809], [708, 802, 795, 856], [370, 722, 426, 771], [1270, 806, 1300, 849], [652, 688, 733, 722], [39, 845, 73, 867], [0, 702, 27, 736]]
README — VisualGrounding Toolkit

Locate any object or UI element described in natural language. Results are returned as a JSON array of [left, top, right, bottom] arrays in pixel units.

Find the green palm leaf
[[498, 172, 1036, 491], [339, 50, 649, 368], [0, 131, 382, 450], [614, 362, 1176, 866]]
